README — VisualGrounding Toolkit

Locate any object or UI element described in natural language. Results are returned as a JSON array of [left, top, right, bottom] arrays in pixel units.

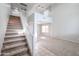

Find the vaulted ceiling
[[10, 3, 54, 16]]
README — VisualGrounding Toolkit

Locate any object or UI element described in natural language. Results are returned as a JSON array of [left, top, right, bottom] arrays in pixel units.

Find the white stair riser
[[5, 35, 24, 38], [4, 39, 25, 43]]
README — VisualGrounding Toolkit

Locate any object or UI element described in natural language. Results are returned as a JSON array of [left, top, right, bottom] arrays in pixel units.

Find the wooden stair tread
[[5, 34, 25, 38], [2, 46, 28, 56], [4, 38, 25, 43], [2, 41, 27, 50], [5, 36, 25, 40], [14, 50, 30, 56]]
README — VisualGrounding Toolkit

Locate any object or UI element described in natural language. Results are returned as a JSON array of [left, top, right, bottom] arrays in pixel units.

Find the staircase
[[1, 16, 31, 56]]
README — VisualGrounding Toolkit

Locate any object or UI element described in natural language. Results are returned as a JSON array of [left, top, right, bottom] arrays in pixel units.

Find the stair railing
[[20, 12, 34, 55]]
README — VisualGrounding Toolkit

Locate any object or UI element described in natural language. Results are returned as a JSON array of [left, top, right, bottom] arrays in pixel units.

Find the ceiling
[[10, 3, 55, 16], [10, 3, 35, 11]]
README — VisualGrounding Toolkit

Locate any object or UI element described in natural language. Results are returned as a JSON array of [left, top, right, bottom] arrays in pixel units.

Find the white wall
[[51, 4, 79, 43], [28, 14, 34, 35], [0, 4, 10, 55]]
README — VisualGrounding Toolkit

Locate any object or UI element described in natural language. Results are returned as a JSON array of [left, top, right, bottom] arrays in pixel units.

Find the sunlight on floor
[[40, 36, 46, 39]]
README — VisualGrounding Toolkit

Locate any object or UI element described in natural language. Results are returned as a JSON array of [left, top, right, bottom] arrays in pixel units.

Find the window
[[41, 25, 49, 33]]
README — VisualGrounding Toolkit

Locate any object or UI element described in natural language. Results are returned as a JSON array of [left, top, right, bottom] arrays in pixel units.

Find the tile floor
[[34, 35, 79, 56]]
